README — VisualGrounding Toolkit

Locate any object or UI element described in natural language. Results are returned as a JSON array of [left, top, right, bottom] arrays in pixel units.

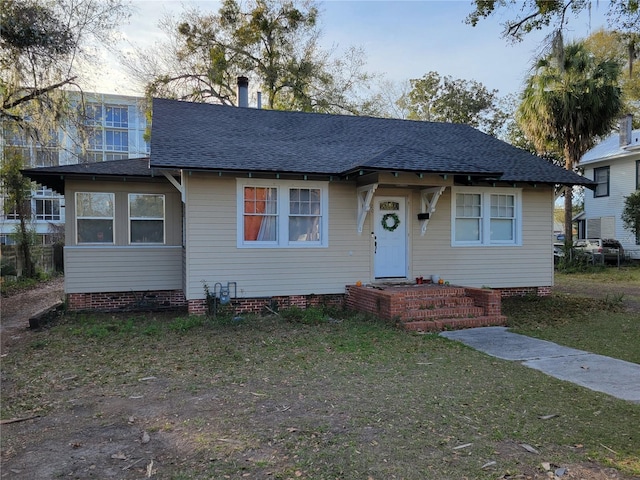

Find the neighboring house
[[23, 94, 593, 315], [1, 92, 148, 245], [577, 115, 640, 259]]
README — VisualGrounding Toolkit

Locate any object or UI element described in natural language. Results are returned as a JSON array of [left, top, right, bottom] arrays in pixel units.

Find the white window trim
[[593, 166, 610, 198], [451, 187, 522, 247], [128, 193, 166, 245], [236, 179, 329, 248]]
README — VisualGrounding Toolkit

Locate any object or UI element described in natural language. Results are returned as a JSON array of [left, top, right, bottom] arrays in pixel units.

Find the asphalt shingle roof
[[23, 99, 595, 192], [150, 97, 594, 186], [21, 157, 169, 193]]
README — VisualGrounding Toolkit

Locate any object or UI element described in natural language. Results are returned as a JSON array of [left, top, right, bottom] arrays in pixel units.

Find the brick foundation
[[499, 286, 552, 297], [67, 290, 187, 312], [188, 298, 208, 315], [66, 285, 546, 333], [189, 293, 345, 316]]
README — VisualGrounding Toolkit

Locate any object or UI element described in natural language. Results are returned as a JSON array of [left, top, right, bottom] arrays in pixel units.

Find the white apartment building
[[1, 92, 149, 245]]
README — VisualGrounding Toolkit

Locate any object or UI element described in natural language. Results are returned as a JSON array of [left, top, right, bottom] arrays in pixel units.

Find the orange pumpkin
[[438, 278, 444, 285]]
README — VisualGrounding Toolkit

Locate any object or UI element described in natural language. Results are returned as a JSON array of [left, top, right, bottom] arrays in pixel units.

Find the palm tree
[[517, 40, 623, 244]]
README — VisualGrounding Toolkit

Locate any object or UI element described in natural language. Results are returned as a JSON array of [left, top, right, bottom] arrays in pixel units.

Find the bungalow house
[[23, 94, 594, 328], [577, 115, 640, 259]]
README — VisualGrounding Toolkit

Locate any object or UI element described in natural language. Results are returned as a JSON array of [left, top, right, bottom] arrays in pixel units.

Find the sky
[[90, 0, 611, 100]]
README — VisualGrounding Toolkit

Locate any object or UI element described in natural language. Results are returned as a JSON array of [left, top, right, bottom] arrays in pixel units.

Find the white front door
[[373, 196, 407, 278]]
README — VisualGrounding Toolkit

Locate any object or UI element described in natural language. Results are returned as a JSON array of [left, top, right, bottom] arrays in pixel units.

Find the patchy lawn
[[2, 299, 639, 480], [505, 266, 640, 364]]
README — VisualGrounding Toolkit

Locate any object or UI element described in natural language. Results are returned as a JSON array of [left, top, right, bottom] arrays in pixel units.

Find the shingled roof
[[23, 99, 594, 192], [21, 157, 172, 193], [150, 98, 594, 186]]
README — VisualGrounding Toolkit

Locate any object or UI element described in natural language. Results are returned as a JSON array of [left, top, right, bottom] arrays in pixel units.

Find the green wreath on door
[[381, 213, 400, 232]]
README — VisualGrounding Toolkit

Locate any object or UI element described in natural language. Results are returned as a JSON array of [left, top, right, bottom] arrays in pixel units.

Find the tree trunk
[[18, 215, 36, 278], [563, 147, 574, 247], [564, 186, 573, 247]]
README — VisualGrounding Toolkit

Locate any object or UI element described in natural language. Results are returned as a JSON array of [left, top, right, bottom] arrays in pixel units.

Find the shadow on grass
[[503, 294, 626, 329]]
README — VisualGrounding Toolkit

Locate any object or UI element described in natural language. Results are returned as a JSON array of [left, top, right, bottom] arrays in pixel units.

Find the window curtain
[[244, 187, 277, 241], [257, 189, 276, 241]]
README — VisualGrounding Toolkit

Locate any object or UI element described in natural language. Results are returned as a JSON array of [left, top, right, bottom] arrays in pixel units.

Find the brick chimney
[[620, 114, 633, 147], [237, 76, 249, 108]]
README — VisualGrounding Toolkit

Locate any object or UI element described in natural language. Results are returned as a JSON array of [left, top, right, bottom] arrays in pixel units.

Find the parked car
[[573, 238, 625, 264], [553, 243, 565, 265]]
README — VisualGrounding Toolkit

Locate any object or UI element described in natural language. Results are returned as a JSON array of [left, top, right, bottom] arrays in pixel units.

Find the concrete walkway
[[440, 326, 640, 403]]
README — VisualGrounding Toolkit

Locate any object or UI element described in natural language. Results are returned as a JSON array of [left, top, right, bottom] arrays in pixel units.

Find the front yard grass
[[2, 298, 639, 479], [505, 266, 640, 364]]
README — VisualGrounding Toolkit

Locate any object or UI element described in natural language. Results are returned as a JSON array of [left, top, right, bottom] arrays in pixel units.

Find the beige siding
[[62, 179, 185, 294], [184, 175, 556, 300], [64, 180, 182, 246], [409, 187, 555, 288], [64, 246, 183, 293], [184, 174, 370, 299], [62, 174, 555, 298]]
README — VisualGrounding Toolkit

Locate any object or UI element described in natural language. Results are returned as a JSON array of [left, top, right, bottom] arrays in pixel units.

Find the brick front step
[[402, 315, 508, 332], [345, 284, 505, 332], [404, 296, 475, 310], [403, 305, 485, 321], [401, 286, 467, 297]]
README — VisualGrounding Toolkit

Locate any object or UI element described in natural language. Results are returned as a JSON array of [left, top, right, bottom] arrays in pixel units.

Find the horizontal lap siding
[[65, 247, 183, 293], [583, 160, 640, 247], [184, 175, 369, 300], [410, 187, 554, 289], [183, 176, 555, 300]]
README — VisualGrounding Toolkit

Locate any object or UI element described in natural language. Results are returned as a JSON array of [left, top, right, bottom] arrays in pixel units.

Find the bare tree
[[124, 0, 378, 115]]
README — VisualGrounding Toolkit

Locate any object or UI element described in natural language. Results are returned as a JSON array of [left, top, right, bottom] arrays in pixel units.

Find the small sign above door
[[379, 201, 400, 211]]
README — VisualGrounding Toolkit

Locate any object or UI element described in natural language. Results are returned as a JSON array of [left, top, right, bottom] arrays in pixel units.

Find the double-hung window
[[238, 180, 328, 248], [594, 167, 610, 197], [452, 188, 521, 246], [76, 192, 114, 244], [490, 194, 516, 242], [454, 193, 482, 242], [289, 188, 322, 242], [243, 186, 278, 243], [129, 194, 165, 244]]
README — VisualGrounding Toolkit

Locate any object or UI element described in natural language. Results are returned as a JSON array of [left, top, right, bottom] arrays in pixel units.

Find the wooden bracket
[[357, 183, 378, 234], [419, 186, 445, 236]]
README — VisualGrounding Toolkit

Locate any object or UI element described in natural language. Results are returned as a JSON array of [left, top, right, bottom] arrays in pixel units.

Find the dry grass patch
[[505, 266, 640, 364], [1, 306, 639, 479]]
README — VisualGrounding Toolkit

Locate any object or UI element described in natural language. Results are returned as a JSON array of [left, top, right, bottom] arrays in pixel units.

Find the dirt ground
[[0, 278, 637, 479], [0, 276, 65, 347]]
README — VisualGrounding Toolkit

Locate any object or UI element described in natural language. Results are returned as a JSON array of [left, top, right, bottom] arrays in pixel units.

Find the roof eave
[[21, 169, 171, 195]]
